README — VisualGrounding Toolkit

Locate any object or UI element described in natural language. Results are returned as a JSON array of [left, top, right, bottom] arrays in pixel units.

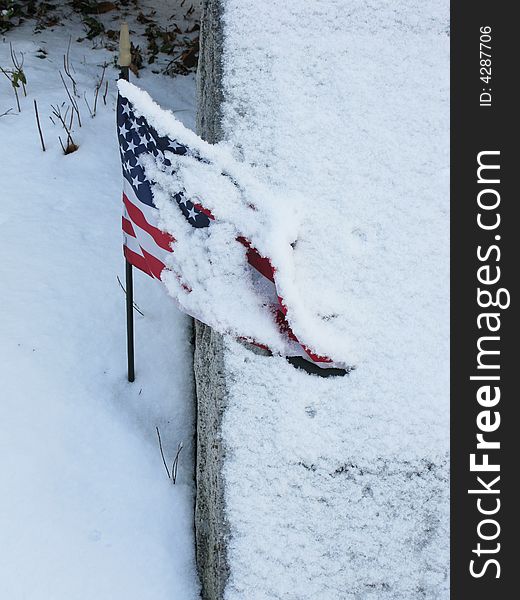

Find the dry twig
[[102, 80, 109, 106], [116, 276, 144, 315], [155, 427, 172, 480], [59, 71, 82, 127], [0, 66, 21, 112], [33, 99, 46, 151], [171, 442, 183, 484], [10, 43, 26, 96], [51, 103, 78, 154], [63, 37, 78, 97], [93, 62, 107, 115]]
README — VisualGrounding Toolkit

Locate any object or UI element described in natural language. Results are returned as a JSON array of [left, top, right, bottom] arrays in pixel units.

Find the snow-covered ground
[[0, 12, 200, 600]]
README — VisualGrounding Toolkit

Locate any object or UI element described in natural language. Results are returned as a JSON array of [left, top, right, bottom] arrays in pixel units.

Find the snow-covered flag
[[118, 94, 178, 278], [117, 81, 347, 374]]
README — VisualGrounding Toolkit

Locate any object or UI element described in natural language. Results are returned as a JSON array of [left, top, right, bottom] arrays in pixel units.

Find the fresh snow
[[0, 15, 200, 600], [208, 0, 450, 598]]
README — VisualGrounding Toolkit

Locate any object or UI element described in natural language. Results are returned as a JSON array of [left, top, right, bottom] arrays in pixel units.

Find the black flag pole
[[119, 22, 135, 382]]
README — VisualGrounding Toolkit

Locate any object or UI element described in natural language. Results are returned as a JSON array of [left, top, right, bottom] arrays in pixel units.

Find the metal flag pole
[[118, 22, 135, 382]]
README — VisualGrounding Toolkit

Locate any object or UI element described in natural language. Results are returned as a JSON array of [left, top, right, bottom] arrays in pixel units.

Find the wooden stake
[[119, 21, 134, 382], [119, 22, 131, 68]]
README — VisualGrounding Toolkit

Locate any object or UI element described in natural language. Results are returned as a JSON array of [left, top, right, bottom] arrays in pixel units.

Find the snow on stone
[[206, 0, 450, 598]]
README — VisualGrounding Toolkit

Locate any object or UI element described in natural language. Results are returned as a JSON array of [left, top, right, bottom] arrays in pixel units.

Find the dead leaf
[[90, 2, 118, 14]]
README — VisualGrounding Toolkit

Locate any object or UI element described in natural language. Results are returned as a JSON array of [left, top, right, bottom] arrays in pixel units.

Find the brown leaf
[[136, 12, 153, 24], [180, 43, 198, 69], [90, 2, 118, 14]]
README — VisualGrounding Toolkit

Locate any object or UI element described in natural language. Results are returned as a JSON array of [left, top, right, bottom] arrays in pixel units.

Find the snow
[[0, 14, 200, 600], [206, 0, 450, 598]]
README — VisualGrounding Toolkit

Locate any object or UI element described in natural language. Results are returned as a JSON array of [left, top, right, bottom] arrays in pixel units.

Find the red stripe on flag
[[141, 247, 167, 279], [275, 309, 333, 364], [277, 296, 288, 315], [246, 247, 275, 282], [122, 216, 136, 237], [123, 193, 175, 252], [124, 245, 153, 277], [301, 346, 333, 364], [237, 236, 276, 283], [237, 337, 272, 354], [194, 203, 215, 220], [238, 237, 334, 366]]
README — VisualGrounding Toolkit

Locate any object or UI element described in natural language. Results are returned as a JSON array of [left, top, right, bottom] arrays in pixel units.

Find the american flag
[[117, 89, 345, 374], [117, 94, 211, 279]]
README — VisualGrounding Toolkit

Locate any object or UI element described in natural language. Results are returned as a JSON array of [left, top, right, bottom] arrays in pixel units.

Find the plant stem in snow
[[116, 275, 144, 315], [171, 442, 184, 484], [83, 92, 94, 118], [63, 37, 78, 97], [0, 67, 21, 112], [33, 100, 45, 151], [59, 71, 81, 127], [155, 427, 171, 480], [51, 103, 78, 154], [93, 63, 107, 115], [103, 80, 108, 106], [9, 43, 26, 96]]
